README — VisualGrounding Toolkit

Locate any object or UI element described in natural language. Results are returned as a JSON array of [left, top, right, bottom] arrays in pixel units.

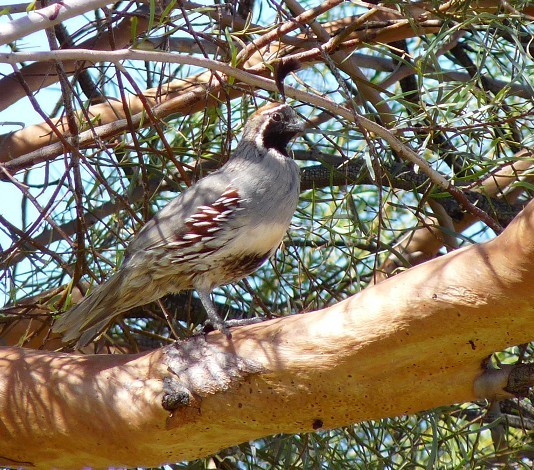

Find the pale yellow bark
[[1, 199, 533, 469]]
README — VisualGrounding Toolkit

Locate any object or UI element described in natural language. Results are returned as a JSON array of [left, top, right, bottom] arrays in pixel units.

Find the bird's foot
[[198, 290, 266, 339], [224, 317, 264, 327], [203, 317, 232, 338], [202, 316, 264, 338]]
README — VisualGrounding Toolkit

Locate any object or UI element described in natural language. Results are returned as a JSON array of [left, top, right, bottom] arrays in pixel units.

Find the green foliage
[[0, 0, 533, 468]]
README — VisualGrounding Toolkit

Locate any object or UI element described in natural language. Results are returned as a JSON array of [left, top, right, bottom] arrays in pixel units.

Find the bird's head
[[242, 103, 304, 157]]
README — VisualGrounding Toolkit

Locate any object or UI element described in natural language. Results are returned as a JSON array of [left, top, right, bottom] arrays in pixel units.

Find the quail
[[52, 102, 303, 347]]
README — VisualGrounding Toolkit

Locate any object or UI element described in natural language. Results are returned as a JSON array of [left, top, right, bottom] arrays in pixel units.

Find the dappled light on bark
[[1, 0, 533, 468]]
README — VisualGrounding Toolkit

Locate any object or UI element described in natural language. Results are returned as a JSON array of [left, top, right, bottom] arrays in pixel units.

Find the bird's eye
[[272, 112, 282, 122]]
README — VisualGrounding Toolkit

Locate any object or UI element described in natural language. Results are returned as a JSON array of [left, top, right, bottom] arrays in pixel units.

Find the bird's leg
[[197, 291, 266, 337], [197, 290, 231, 338]]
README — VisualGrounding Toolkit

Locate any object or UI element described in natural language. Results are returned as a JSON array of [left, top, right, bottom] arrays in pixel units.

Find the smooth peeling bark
[[0, 70, 218, 163], [0, 10, 151, 113], [0, 200, 533, 469]]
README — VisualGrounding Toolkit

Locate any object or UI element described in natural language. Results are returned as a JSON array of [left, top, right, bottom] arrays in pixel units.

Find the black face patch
[[262, 120, 299, 156]]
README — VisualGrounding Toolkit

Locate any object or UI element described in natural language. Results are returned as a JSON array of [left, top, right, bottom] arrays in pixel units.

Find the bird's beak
[[288, 116, 305, 134]]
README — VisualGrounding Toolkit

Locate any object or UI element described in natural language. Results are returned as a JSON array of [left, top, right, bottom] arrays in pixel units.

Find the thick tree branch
[[1, 198, 533, 469], [0, 7, 151, 111], [0, 0, 111, 46]]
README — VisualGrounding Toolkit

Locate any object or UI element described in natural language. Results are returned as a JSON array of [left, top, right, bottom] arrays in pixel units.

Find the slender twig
[[283, 0, 395, 125], [234, 0, 345, 64], [45, 20, 87, 296], [0, 49, 507, 231], [114, 62, 192, 186]]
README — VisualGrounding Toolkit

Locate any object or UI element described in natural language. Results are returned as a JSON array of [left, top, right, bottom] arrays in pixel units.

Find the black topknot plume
[[274, 58, 301, 101]]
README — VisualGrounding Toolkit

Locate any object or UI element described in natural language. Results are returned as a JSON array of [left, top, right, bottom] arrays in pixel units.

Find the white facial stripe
[[259, 104, 287, 116], [254, 119, 270, 150]]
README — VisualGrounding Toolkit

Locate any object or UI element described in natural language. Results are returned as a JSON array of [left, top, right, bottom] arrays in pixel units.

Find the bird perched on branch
[[53, 102, 303, 347]]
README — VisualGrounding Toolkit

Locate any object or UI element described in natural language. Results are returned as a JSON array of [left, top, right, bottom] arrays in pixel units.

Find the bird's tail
[[52, 272, 128, 348]]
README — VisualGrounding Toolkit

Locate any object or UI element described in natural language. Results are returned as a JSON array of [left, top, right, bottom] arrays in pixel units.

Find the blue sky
[[0, 4, 72, 303]]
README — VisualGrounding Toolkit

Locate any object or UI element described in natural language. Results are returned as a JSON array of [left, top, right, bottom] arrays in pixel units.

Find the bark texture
[[0, 201, 533, 469]]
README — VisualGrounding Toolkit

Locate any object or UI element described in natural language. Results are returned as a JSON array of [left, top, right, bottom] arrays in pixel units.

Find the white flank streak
[[172, 254, 198, 262], [221, 188, 238, 196], [182, 233, 202, 240], [192, 221, 213, 227], [167, 241, 189, 247]]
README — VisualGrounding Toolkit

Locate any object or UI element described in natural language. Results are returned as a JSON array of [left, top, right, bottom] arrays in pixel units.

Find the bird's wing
[[124, 171, 244, 260]]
